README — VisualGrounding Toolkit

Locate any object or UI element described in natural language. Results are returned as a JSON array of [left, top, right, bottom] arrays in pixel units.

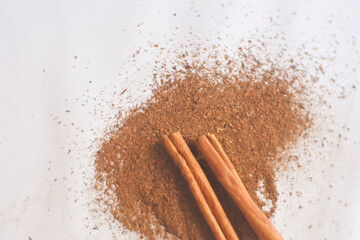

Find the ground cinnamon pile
[[95, 46, 311, 239]]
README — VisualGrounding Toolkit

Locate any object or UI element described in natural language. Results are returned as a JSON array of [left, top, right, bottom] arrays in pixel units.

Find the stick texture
[[196, 134, 283, 240], [168, 132, 239, 240], [161, 135, 226, 240]]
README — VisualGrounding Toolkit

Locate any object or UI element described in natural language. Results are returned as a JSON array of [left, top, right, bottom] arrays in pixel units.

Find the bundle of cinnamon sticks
[[161, 132, 283, 240]]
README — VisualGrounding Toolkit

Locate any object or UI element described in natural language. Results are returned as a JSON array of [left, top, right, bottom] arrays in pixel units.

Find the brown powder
[[95, 47, 311, 239]]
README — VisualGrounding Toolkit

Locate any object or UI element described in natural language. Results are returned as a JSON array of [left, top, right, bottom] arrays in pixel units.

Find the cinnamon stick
[[163, 132, 239, 240], [169, 132, 239, 240], [161, 135, 226, 240], [196, 134, 283, 240], [206, 134, 243, 184]]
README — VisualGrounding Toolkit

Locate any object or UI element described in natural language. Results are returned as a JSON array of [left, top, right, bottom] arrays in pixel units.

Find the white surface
[[0, 0, 359, 239]]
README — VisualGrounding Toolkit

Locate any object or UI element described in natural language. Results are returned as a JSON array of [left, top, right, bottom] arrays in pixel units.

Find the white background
[[0, 0, 359, 239]]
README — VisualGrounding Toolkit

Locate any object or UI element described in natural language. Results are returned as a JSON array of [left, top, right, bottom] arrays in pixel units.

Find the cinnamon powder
[[95, 47, 311, 239]]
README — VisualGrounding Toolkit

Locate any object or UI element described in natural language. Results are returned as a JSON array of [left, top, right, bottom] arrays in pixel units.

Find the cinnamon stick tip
[[207, 133, 215, 138], [160, 135, 172, 148], [169, 131, 182, 138], [197, 134, 208, 143]]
